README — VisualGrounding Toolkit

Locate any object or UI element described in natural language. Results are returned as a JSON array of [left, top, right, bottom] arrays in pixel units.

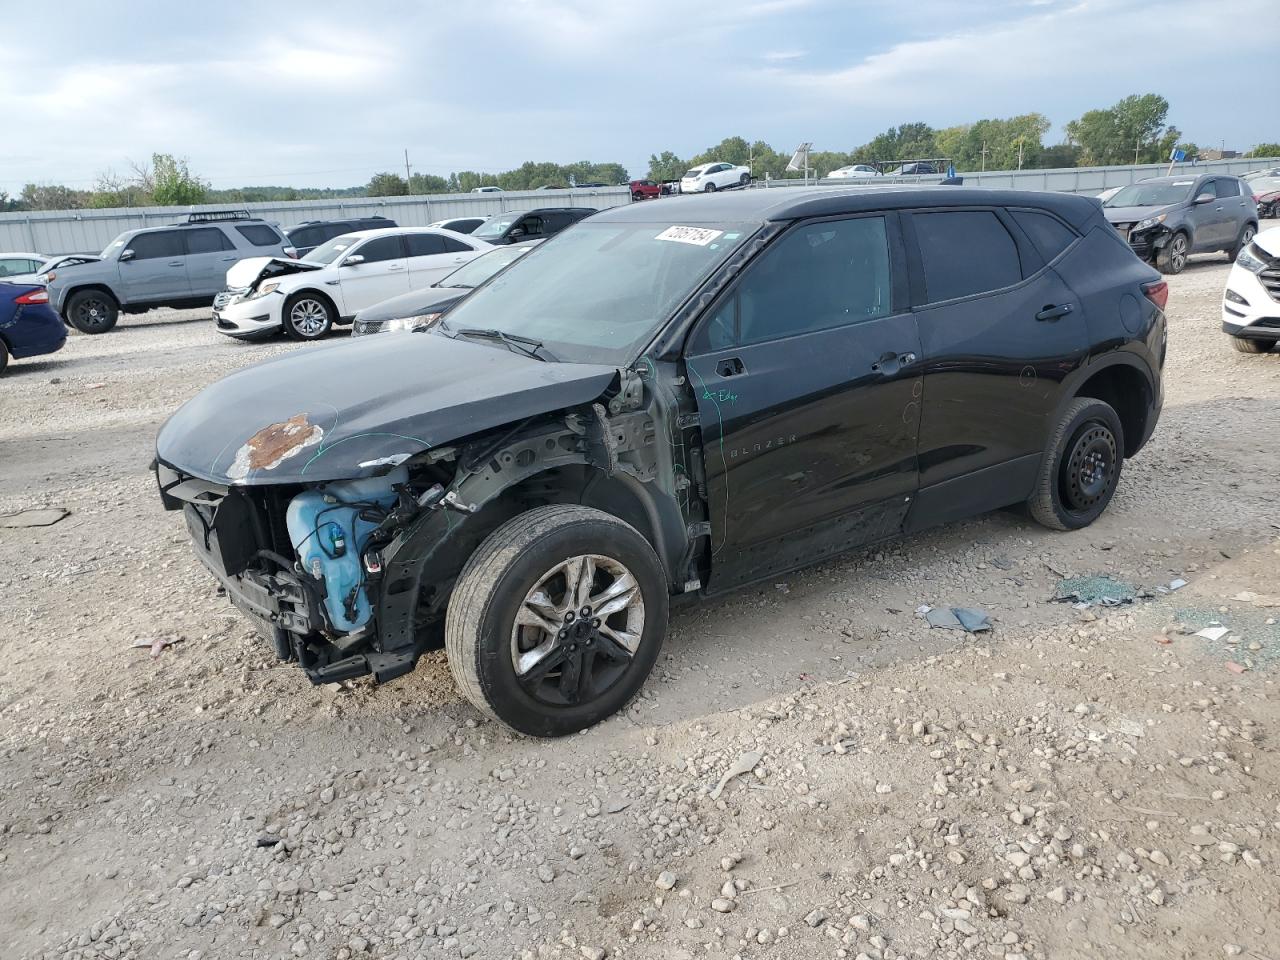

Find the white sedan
[[826, 164, 881, 180], [212, 228, 491, 341], [679, 162, 751, 193]]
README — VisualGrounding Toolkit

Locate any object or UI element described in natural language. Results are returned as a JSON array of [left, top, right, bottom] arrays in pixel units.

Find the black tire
[[1028, 397, 1125, 532], [704, 182, 716, 193], [739, 173, 750, 187], [0, 339, 9, 376], [1230, 336, 1273, 354], [1155, 232, 1189, 274], [445, 505, 668, 737], [282, 291, 334, 341], [65, 289, 119, 334], [1228, 223, 1257, 261]]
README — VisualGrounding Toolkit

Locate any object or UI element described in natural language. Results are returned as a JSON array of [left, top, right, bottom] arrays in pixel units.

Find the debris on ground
[[709, 750, 762, 800], [1052, 575, 1137, 607], [1194, 625, 1230, 642], [923, 606, 992, 633], [1225, 661, 1248, 674], [0, 507, 69, 528], [130, 636, 184, 658], [1157, 577, 1189, 593]]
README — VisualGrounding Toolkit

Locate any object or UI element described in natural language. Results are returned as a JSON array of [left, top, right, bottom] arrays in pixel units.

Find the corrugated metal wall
[[3, 156, 1276, 255], [0, 188, 632, 255]]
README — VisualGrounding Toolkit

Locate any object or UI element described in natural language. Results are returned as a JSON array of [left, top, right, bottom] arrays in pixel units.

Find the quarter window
[[912, 210, 1021, 303], [1212, 179, 1240, 199], [440, 235, 474, 253], [126, 231, 184, 260], [236, 224, 284, 247], [185, 228, 235, 254], [1010, 210, 1077, 262]]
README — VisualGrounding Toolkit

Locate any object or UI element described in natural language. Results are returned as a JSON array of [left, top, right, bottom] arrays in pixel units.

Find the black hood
[[1102, 203, 1177, 223], [355, 285, 468, 324], [156, 334, 619, 485]]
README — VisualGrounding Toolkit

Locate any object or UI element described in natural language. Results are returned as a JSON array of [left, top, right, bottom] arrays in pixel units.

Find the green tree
[[150, 153, 208, 205], [647, 151, 687, 181], [19, 183, 89, 210], [850, 123, 938, 166], [408, 173, 450, 194], [1066, 94, 1175, 165], [367, 172, 409, 196], [1247, 143, 1280, 158]]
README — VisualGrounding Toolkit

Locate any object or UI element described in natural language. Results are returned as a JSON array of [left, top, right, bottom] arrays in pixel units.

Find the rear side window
[[912, 211, 1021, 303], [1212, 179, 1240, 199], [405, 234, 446, 257], [127, 231, 184, 260], [287, 226, 318, 248], [356, 236, 405, 262], [440, 235, 473, 253], [236, 224, 283, 247], [1010, 210, 1077, 262], [185, 227, 235, 254]]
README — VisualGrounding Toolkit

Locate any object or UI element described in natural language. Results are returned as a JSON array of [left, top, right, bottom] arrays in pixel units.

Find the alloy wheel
[[1170, 235, 1188, 272], [77, 298, 109, 329], [289, 299, 328, 337], [510, 554, 644, 707]]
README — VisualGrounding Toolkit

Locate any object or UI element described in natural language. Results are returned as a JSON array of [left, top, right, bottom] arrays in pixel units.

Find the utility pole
[[980, 141, 987, 172], [1017, 140, 1024, 171], [404, 149, 412, 190], [1135, 138, 1140, 165]]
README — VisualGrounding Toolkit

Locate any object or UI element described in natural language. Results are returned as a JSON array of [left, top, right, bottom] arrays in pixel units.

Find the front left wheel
[[446, 505, 667, 737], [282, 292, 334, 341]]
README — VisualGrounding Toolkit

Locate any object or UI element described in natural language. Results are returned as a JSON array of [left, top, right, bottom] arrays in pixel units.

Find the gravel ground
[[2, 250, 1279, 960]]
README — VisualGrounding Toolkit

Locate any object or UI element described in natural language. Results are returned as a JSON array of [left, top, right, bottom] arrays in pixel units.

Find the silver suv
[[48, 211, 295, 333]]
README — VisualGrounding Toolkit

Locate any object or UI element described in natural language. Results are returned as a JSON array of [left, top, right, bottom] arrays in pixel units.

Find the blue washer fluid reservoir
[[285, 466, 408, 634]]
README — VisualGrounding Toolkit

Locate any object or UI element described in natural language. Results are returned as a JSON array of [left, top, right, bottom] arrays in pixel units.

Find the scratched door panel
[[686, 311, 922, 592]]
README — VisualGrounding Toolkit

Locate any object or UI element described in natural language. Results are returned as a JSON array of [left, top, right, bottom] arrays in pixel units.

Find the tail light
[[14, 288, 49, 304], [1142, 280, 1168, 311]]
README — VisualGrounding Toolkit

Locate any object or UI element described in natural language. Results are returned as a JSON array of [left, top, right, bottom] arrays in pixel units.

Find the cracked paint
[[228, 414, 323, 481]]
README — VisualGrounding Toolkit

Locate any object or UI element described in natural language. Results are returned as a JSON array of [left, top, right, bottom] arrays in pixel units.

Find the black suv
[[284, 216, 397, 258], [155, 187, 1166, 736], [469, 207, 594, 245]]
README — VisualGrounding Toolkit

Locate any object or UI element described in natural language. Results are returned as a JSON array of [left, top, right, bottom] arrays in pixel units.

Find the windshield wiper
[[450, 327, 557, 362]]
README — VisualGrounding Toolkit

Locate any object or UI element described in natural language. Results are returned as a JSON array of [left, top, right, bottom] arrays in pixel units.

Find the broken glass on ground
[[924, 606, 992, 633], [1052, 575, 1138, 608]]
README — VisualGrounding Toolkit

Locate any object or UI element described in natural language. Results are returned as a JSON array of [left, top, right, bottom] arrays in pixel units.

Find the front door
[[336, 235, 411, 314], [119, 230, 191, 302], [183, 227, 240, 297], [684, 213, 922, 592]]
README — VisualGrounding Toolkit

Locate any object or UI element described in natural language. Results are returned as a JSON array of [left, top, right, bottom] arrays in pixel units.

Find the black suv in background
[[468, 207, 594, 245], [156, 187, 1166, 736], [284, 216, 397, 258], [1103, 175, 1257, 274]]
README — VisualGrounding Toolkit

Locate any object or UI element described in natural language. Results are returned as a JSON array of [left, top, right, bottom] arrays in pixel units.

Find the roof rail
[[179, 210, 255, 224]]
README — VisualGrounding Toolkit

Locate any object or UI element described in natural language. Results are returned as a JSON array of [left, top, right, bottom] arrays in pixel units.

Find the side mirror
[[508, 227, 526, 238], [342, 254, 365, 267], [119, 249, 135, 262], [1194, 192, 1214, 205]]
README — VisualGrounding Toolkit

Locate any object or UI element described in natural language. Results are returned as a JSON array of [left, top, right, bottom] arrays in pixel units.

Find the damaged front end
[[154, 331, 703, 687]]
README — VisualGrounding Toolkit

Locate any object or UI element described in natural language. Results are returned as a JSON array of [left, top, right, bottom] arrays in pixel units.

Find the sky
[[1, 0, 1276, 195]]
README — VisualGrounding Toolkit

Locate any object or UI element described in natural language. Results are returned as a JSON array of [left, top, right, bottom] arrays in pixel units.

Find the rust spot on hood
[[227, 414, 323, 481]]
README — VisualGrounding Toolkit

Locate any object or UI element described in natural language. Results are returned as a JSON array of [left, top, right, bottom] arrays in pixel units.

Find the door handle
[[870, 350, 915, 375], [453, 257, 467, 263], [716, 357, 745, 377], [387, 264, 405, 271], [168, 261, 184, 267], [1036, 303, 1073, 322]]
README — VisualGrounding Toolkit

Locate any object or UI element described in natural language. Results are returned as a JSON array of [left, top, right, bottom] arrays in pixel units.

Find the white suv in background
[[1222, 225, 1280, 354], [213, 228, 491, 341], [679, 162, 751, 193]]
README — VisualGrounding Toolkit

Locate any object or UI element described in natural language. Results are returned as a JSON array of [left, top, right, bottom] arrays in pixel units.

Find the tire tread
[[1028, 397, 1121, 531]]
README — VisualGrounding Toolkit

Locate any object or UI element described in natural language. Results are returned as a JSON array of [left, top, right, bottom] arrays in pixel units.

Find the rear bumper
[[4, 304, 68, 358]]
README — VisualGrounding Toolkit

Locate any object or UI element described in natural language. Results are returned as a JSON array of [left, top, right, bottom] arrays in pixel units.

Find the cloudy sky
[[1, 0, 1274, 193]]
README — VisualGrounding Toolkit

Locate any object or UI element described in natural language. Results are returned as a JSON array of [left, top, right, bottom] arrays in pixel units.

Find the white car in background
[[1221, 224, 1280, 354], [0, 252, 101, 284], [1096, 186, 1124, 204], [212, 228, 491, 341], [826, 164, 881, 180], [679, 162, 751, 193]]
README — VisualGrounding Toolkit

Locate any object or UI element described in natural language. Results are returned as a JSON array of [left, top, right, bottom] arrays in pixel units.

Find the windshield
[[472, 217, 516, 240], [303, 234, 359, 265], [441, 245, 531, 288], [438, 220, 757, 364], [1105, 181, 1195, 208], [101, 235, 128, 258]]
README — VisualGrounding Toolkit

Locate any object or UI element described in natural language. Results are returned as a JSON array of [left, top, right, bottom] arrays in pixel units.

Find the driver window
[[693, 216, 892, 350]]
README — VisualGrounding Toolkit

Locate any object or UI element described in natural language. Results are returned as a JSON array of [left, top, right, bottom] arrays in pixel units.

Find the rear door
[[904, 207, 1088, 526], [119, 230, 190, 302], [405, 233, 482, 286], [1212, 178, 1251, 247], [684, 213, 922, 591], [183, 227, 239, 297], [336, 235, 411, 313]]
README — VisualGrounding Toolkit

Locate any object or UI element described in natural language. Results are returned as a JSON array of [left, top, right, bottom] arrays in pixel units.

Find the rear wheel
[[704, 182, 716, 193], [1230, 336, 1274, 354], [0, 339, 9, 376], [739, 173, 750, 187], [282, 292, 333, 341], [446, 505, 667, 737], [1028, 398, 1125, 531], [1155, 232, 1189, 274], [1228, 223, 1257, 261], [65, 290, 119, 334]]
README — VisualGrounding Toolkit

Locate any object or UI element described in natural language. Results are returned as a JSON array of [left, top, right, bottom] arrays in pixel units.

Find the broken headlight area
[[155, 459, 455, 684]]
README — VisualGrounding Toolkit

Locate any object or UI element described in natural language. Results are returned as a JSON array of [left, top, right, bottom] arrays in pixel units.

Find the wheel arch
[[284, 286, 340, 319], [1068, 357, 1153, 458], [61, 283, 120, 314]]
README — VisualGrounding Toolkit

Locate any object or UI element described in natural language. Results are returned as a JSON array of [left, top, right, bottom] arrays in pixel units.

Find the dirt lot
[[2, 251, 1279, 960]]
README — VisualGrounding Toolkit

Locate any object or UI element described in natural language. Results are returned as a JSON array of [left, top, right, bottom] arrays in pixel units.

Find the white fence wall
[[0, 187, 632, 255], [3, 157, 1277, 256]]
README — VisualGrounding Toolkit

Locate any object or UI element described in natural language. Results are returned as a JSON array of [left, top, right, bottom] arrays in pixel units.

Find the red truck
[[629, 179, 673, 201]]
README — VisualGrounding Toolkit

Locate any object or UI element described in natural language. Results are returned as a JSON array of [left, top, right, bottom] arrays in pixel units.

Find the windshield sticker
[[655, 226, 723, 246]]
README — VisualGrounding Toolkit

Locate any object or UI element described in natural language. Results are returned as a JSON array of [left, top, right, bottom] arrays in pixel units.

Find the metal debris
[[0, 507, 69, 528], [1052, 575, 1137, 608], [710, 750, 762, 801], [1194, 625, 1230, 642], [925, 606, 992, 633]]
